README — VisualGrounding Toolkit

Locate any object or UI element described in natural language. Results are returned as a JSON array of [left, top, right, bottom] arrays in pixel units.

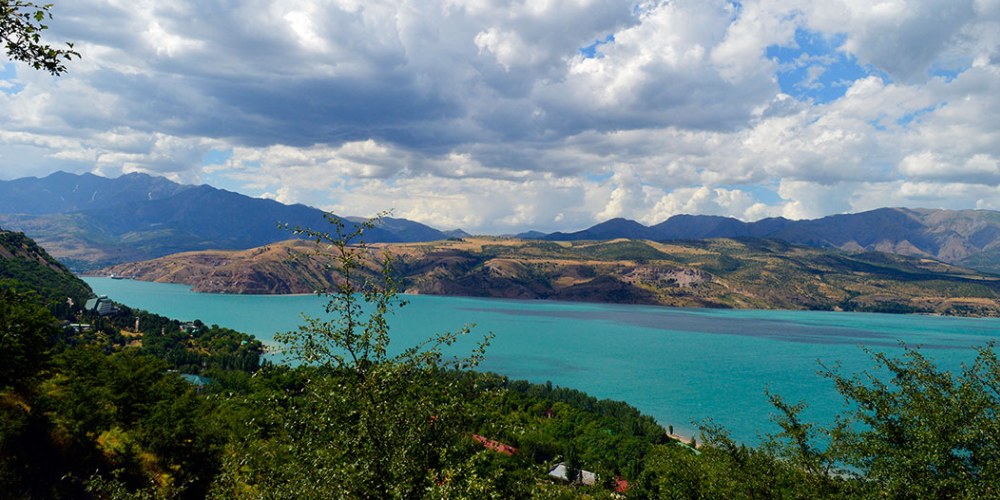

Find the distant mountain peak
[[533, 207, 1000, 273], [0, 171, 449, 270], [594, 217, 645, 226]]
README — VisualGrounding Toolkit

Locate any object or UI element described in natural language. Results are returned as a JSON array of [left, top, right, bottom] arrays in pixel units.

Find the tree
[[634, 344, 1000, 498], [1, 1, 78, 75], [276, 211, 490, 375], [635, 422, 837, 499], [563, 445, 581, 485], [212, 212, 493, 498], [756, 343, 1000, 498], [0, 287, 58, 389], [822, 344, 1000, 498]]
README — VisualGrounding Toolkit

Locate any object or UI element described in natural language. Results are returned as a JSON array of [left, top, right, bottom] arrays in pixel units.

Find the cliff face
[[97, 237, 1000, 316]]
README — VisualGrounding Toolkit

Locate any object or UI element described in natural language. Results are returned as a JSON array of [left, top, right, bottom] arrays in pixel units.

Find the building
[[64, 323, 92, 333], [180, 374, 212, 391], [547, 462, 597, 486], [84, 295, 117, 316], [471, 434, 517, 456]]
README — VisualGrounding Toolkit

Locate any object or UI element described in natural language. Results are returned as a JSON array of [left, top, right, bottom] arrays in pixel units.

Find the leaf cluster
[[824, 345, 1000, 498], [634, 343, 1000, 499], [0, 1, 78, 75]]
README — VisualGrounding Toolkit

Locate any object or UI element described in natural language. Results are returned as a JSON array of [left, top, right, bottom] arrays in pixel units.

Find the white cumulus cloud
[[0, 0, 998, 232]]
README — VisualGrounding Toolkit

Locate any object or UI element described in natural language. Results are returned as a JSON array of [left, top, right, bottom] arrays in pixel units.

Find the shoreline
[[665, 430, 700, 448], [80, 275, 1000, 319], [79, 275, 1000, 449]]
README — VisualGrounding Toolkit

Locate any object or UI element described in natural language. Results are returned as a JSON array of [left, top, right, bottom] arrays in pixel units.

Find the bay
[[84, 277, 1000, 444]]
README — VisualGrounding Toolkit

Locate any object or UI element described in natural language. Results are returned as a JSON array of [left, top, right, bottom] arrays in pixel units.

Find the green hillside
[[0, 229, 92, 313]]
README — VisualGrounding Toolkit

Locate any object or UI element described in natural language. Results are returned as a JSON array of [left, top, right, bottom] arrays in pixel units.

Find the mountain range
[[535, 209, 1000, 273], [0, 171, 448, 270], [5, 171, 1000, 275]]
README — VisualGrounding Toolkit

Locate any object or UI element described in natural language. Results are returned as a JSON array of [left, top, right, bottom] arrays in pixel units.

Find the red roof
[[615, 476, 629, 493], [471, 434, 517, 456]]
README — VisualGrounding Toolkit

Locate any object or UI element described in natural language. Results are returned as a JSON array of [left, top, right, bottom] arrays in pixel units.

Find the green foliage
[[0, 230, 92, 315], [217, 212, 494, 497], [0, 287, 58, 388], [578, 240, 672, 262], [214, 369, 499, 498], [0, 232, 261, 498], [482, 380, 665, 480], [632, 344, 1000, 499], [35, 347, 225, 497], [823, 345, 1000, 498], [138, 318, 264, 373], [669, 345, 1000, 499], [637, 434, 836, 499], [0, 1, 79, 75]]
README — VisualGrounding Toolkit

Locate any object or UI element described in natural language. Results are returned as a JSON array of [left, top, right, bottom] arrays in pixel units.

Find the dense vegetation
[[0, 230, 92, 313], [4, 224, 1000, 498]]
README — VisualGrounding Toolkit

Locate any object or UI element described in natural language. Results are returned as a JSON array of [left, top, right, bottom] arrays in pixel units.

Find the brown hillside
[[95, 237, 1000, 317]]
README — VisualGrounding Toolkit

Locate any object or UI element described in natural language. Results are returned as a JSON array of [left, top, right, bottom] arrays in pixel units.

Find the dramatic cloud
[[1, 0, 999, 232]]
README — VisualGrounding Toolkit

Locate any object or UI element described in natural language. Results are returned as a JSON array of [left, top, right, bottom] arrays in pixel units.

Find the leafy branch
[[0, 1, 79, 75]]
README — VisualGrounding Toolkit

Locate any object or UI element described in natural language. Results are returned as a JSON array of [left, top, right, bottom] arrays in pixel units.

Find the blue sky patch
[[725, 184, 783, 205], [203, 153, 252, 194], [766, 28, 872, 104], [929, 66, 962, 82], [202, 149, 233, 166], [897, 104, 942, 127], [579, 34, 614, 59], [0, 64, 24, 94], [868, 117, 888, 132], [586, 171, 614, 183]]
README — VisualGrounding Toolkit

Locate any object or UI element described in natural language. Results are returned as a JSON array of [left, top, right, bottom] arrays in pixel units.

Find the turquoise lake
[[85, 277, 1000, 444]]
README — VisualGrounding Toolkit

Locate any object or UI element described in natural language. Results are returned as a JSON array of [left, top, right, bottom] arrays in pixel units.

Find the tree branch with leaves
[[1, 1, 78, 75]]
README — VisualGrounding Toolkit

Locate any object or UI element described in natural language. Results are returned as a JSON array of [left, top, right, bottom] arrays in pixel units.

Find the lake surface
[[85, 277, 1000, 444]]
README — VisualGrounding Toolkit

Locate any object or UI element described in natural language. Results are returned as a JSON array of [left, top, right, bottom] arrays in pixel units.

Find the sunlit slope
[[0, 229, 93, 309], [99, 237, 1000, 316]]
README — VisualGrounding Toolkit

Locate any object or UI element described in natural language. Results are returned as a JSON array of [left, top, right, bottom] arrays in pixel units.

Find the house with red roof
[[471, 434, 517, 456]]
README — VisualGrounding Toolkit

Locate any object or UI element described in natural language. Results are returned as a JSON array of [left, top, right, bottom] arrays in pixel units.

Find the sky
[[1, 0, 999, 233]]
